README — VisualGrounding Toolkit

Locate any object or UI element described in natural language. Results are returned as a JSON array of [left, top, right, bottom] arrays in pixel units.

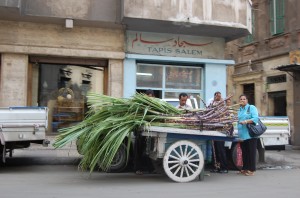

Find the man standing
[[176, 92, 192, 110], [209, 91, 228, 173], [134, 89, 155, 175]]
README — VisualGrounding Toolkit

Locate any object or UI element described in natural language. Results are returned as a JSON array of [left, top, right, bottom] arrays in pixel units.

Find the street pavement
[[1, 136, 300, 198]]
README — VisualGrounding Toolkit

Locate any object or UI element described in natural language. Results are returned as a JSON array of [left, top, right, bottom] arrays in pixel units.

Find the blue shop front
[[124, 31, 234, 106]]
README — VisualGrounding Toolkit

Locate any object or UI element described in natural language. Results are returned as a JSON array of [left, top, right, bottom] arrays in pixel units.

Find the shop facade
[[0, 20, 124, 133], [123, 31, 234, 104]]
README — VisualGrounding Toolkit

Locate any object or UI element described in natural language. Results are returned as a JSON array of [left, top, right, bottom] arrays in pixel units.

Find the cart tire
[[163, 140, 204, 183], [104, 143, 128, 173]]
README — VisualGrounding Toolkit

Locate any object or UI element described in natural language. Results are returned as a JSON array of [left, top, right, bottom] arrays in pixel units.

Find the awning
[[275, 64, 300, 79], [275, 63, 300, 72]]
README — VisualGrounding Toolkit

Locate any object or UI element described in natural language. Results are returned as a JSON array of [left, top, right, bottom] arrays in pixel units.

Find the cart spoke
[[169, 154, 180, 160], [184, 167, 190, 177], [186, 147, 195, 158], [188, 152, 199, 159], [167, 160, 179, 164], [169, 163, 179, 170], [189, 159, 200, 162], [184, 144, 188, 156], [180, 145, 184, 156], [173, 149, 182, 158], [180, 166, 184, 178], [174, 166, 181, 175], [189, 162, 199, 168], [187, 164, 195, 174]]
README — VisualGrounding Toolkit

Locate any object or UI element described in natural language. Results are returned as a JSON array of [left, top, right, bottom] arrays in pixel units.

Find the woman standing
[[238, 94, 259, 176]]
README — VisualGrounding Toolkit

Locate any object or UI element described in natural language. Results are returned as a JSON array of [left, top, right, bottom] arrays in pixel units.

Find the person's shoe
[[219, 169, 228, 174], [210, 169, 219, 173], [237, 170, 246, 175], [135, 170, 143, 175], [244, 171, 254, 176]]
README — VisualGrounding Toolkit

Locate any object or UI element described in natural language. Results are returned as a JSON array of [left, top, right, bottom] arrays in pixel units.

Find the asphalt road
[[0, 138, 300, 198], [0, 164, 300, 198]]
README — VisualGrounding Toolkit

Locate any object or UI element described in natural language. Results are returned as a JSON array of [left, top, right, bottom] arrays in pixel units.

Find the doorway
[[243, 83, 255, 105], [268, 91, 287, 116]]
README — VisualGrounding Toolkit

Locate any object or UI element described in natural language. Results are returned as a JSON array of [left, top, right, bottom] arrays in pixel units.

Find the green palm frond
[[53, 92, 182, 172]]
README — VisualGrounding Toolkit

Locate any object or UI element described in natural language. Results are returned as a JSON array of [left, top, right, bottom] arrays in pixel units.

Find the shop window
[[38, 64, 103, 132], [136, 63, 203, 105], [136, 64, 163, 88], [267, 74, 286, 84], [165, 66, 201, 90]]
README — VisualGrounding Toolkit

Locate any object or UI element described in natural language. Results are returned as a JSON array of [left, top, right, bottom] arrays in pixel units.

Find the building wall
[[123, 0, 248, 27], [0, 20, 125, 106], [0, 20, 124, 57], [0, 54, 28, 106], [226, 0, 300, 147]]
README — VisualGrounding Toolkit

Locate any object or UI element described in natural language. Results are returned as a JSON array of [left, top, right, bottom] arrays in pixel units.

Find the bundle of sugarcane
[[156, 97, 238, 133], [53, 92, 237, 172]]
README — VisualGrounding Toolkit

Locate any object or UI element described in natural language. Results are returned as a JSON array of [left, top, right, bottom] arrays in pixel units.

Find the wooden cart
[[141, 126, 237, 183]]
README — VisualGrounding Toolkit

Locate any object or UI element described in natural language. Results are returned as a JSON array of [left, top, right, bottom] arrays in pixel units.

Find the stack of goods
[[53, 93, 237, 172]]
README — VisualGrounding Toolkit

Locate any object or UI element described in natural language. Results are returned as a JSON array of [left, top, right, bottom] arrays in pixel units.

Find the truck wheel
[[231, 143, 259, 170], [104, 143, 128, 173]]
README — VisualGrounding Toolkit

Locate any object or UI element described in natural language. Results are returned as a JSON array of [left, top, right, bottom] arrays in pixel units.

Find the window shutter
[[270, 0, 284, 35], [270, 0, 275, 35], [276, 0, 284, 34]]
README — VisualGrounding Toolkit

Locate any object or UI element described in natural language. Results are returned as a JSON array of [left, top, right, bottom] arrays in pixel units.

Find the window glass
[[136, 63, 203, 107], [165, 66, 201, 89], [39, 64, 103, 132], [136, 64, 163, 88]]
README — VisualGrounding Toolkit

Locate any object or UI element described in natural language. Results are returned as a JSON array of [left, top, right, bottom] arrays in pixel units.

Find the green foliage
[[53, 92, 182, 172]]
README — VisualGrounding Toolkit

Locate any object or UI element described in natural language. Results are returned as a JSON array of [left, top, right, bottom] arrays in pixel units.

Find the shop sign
[[126, 31, 225, 59]]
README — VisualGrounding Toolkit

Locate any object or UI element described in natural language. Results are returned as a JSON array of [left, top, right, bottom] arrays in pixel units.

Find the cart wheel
[[163, 140, 204, 182]]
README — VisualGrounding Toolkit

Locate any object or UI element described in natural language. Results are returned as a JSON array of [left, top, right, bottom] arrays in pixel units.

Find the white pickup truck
[[0, 107, 50, 163]]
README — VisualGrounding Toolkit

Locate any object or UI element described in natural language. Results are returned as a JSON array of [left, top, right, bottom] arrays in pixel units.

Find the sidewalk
[[23, 135, 80, 158]]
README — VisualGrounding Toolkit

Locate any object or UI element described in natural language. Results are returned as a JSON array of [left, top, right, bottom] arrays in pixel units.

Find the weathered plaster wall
[[0, 20, 124, 58], [24, 0, 119, 22], [123, 0, 248, 26], [0, 54, 28, 106], [108, 59, 123, 98]]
